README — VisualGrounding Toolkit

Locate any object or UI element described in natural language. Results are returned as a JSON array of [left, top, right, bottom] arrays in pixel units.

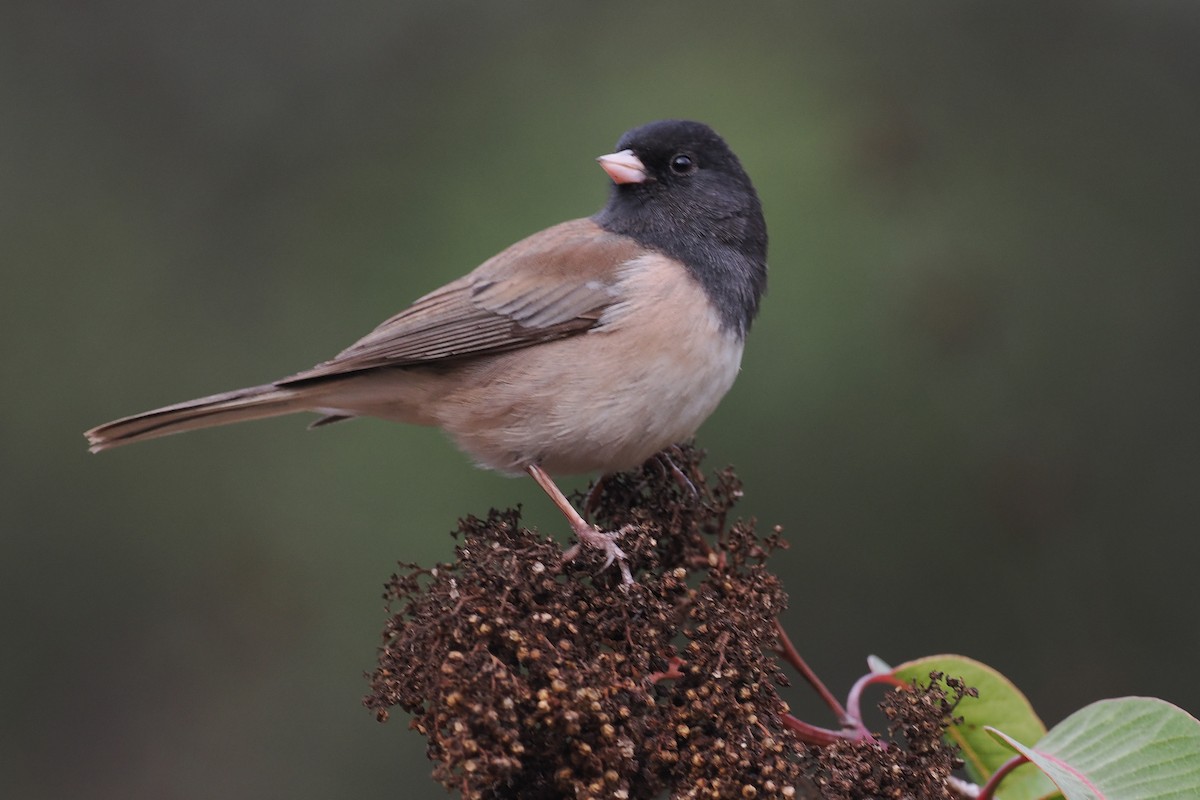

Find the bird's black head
[[592, 120, 768, 336]]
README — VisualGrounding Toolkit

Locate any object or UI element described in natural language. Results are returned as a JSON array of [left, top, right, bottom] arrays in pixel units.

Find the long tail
[[85, 384, 319, 453]]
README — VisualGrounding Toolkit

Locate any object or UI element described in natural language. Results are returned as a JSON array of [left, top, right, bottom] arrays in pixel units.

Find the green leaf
[[893, 654, 1059, 800], [988, 697, 1200, 799]]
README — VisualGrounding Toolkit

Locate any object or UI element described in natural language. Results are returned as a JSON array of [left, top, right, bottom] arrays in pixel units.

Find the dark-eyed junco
[[86, 119, 768, 581]]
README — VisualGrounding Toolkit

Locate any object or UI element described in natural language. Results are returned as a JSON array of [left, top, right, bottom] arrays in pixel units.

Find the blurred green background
[[5, 1, 1199, 797]]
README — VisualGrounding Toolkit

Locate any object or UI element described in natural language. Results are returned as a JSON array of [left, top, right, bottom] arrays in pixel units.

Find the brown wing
[[278, 218, 642, 385]]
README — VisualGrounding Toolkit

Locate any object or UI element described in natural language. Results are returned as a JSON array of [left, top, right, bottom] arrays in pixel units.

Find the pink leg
[[583, 473, 611, 519], [527, 464, 632, 585]]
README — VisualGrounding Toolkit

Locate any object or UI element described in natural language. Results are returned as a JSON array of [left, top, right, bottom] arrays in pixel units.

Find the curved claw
[[567, 524, 634, 585]]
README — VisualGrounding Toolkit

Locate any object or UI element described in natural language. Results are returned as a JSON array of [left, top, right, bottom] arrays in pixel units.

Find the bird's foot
[[563, 523, 634, 586], [659, 446, 699, 498]]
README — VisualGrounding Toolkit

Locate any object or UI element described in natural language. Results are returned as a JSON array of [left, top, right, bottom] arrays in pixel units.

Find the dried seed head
[[364, 445, 964, 799]]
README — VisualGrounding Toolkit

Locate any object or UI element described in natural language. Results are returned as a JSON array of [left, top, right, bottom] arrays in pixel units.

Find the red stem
[[845, 670, 907, 724], [772, 619, 850, 725], [647, 656, 686, 684], [976, 755, 1029, 800], [780, 714, 867, 747]]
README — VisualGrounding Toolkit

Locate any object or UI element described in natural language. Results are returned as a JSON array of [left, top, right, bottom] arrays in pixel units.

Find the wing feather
[[279, 218, 639, 385]]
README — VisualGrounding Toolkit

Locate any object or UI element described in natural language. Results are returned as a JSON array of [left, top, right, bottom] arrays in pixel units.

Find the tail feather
[[85, 384, 313, 453]]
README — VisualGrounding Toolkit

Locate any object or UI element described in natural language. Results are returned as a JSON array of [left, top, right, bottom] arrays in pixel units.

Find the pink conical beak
[[596, 149, 647, 184]]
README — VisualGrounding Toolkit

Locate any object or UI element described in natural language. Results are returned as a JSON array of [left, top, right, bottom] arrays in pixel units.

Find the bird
[[85, 119, 768, 582]]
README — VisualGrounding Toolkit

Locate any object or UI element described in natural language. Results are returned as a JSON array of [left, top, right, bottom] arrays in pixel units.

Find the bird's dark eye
[[669, 154, 696, 174]]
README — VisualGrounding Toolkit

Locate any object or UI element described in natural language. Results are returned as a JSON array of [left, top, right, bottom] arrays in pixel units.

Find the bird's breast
[[432, 253, 746, 475]]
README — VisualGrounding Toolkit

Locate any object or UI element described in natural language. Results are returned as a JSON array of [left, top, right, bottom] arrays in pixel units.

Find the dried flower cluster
[[365, 445, 965, 799], [802, 674, 973, 799]]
